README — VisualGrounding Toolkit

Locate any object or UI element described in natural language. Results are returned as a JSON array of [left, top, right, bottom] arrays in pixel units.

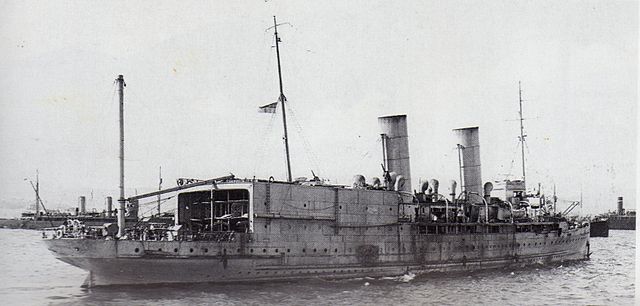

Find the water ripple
[[0, 229, 635, 305]]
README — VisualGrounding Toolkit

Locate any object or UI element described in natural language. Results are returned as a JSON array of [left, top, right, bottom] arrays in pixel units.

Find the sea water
[[0, 229, 635, 305]]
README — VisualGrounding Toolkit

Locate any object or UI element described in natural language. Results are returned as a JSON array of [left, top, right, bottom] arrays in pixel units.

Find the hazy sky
[[0, 0, 637, 216]]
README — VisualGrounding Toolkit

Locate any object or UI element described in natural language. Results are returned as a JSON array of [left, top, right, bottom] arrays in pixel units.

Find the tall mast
[[35, 169, 39, 217], [273, 16, 293, 182], [116, 74, 126, 237], [553, 184, 557, 215], [518, 81, 527, 185], [157, 166, 162, 215]]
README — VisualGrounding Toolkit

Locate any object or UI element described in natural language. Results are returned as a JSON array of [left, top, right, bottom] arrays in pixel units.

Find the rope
[[252, 110, 278, 177], [138, 195, 176, 217], [350, 136, 383, 176], [136, 195, 176, 207], [285, 102, 324, 177], [505, 140, 521, 179]]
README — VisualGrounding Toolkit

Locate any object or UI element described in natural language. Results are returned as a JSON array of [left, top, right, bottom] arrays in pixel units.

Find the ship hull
[[608, 216, 635, 230], [45, 225, 590, 287], [589, 219, 609, 237]]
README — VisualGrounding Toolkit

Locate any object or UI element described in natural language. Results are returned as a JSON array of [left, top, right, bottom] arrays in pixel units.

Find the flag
[[258, 102, 278, 113]]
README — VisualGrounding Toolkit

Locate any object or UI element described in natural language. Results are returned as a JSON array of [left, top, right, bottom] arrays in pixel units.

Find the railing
[[42, 219, 242, 243]]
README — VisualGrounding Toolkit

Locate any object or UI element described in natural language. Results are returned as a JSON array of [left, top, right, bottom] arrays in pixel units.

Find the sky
[[0, 0, 637, 217]]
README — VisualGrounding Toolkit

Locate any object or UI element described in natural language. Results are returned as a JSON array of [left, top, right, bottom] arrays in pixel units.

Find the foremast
[[272, 16, 292, 183], [116, 75, 126, 237], [518, 81, 527, 189]]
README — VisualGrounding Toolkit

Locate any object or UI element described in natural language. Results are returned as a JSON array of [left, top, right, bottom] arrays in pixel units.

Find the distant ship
[[43, 17, 590, 287], [1, 168, 173, 230], [0, 172, 138, 229], [589, 216, 609, 237], [0, 181, 138, 229], [607, 197, 635, 230]]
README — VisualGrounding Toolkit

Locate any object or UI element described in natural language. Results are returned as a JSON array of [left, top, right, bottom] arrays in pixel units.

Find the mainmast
[[157, 166, 162, 215], [116, 74, 126, 237], [553, 184, 557, 215], [35, 169, 39, 217], [518, 81, 527, 186], [273, 16, 293, 182]]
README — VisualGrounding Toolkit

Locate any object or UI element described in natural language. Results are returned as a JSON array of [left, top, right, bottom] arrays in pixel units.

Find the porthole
[[134, 248, 139, 253], [303, 204, 307, 207], [190, 248, 194, 253], [339, 205, 343, 209], [204, 248, 209, 253], [334, 248, 338, 253], [287, 249, 291, 253], [264, 225, 268, 228], [174, 248, 178, 253], [389, 208, 393, 211], [263, 249, 267, 253], [250, 249, 254, 253], [313, 249, 317, 253], [158, 248, 162, 251], [324, 248, 327, 253], [303, 249, 306, 253], [275, 249, 279, 253]]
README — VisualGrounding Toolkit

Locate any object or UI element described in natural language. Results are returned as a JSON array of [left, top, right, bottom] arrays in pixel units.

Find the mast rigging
[[272, 16, 293, 182], [518, 81, 527, 187]]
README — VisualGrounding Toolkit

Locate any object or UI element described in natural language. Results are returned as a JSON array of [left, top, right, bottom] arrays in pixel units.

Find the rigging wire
[[136, 195, 176, 207], [252, 110, 278, 177], [353, 136, 383, 174], [138, 195, 176, 217], [285, 102, 324, 177], [505, 140, 521, 180]]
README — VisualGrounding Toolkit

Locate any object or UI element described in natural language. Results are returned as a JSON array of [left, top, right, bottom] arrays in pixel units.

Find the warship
[[44, 17, 590, 287]]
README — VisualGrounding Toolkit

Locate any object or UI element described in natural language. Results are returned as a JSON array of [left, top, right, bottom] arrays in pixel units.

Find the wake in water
[[379, 272, 416, 283]]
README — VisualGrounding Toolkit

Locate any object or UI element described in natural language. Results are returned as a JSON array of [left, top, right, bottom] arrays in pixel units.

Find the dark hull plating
[[45, 181, 591, 286], [45, 224, 590, 286], [589, 219, 609, 237]]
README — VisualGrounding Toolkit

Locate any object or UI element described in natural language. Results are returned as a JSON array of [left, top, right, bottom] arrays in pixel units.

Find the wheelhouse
[[176, 183, 253, 235]]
